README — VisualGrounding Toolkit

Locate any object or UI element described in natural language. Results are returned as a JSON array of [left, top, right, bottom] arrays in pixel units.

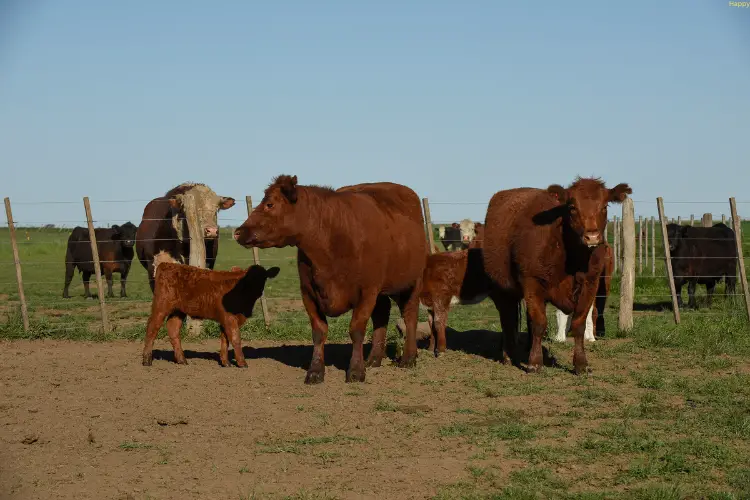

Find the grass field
[[1, 222, 750, 499]]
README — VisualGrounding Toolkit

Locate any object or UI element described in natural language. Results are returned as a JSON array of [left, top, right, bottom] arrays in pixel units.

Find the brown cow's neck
[[293, 187, 338, 270], [561, 222, 594, 274]]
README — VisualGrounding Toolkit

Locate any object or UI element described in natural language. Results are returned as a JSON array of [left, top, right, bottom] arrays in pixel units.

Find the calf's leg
[[166, 314, 187, 364], [142, 309, 169, 366], [365, 294, 391, 368], [302, 292, 328, 385], [706, 281, 716, 308], [523, 292, 547, 373], [224, 317, 247, 368], [432, 298, 450, 356], [63, 262, 75, 299], [104, 268, 114, 298], [219, 328, 230, 367], [394, 283, 422, 369], [82, 271, 93, 299]]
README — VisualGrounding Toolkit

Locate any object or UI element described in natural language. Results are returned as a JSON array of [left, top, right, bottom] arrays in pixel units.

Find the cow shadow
[[633, 301, 674, 312], [436, 326, 560, 370], [152, 328, 559, 372], [151, 343, 401, 372]]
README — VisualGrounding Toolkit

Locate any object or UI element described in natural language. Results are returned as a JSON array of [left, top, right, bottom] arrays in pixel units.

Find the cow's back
[[483, 187, 561, 293], [675, 225, 737, 280], [332, 182, 426, 292]]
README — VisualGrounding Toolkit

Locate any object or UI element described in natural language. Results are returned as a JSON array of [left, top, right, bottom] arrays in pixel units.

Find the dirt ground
[[0, 338, 518, 500], [1, 337, 748, 500]]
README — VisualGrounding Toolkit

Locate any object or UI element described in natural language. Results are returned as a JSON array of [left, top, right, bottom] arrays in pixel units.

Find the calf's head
[[225, 265, 281, 314], [234, 175, 301, 249], [112, 222, 138, 248], [547, 177, 632, 248], [665, 223, 686, 253], [168, 184, 235, 240]]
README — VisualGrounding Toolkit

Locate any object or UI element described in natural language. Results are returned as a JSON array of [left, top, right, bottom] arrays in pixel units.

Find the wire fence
[[1, 195, 748, 338]]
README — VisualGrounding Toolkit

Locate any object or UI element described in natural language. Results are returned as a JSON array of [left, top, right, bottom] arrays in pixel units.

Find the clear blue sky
[[1, 0, 748, 228]]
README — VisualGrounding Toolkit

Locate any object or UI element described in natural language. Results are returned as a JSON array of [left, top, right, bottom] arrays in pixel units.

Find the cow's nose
[[233, 229, 241, 241], [205, 226, 218, 238], [583, 231, 601, 247]]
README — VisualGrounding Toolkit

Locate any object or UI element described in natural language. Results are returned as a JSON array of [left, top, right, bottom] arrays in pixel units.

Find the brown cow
[[482, 177, 630, 374], [233, 175, 426, 384], [419, 248, 494, 355], [141, 252, 280, 367]]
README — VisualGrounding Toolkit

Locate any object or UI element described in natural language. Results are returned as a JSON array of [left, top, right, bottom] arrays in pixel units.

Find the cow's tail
[[152, 251, 178, 279]]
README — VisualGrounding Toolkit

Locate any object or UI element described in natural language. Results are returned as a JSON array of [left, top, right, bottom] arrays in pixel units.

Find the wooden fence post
[[690, 214, 694, 226], [657, 198, 680, 324], [702, 213, 712, 228], [722, 214, 726, 225], [83, 197, 110, 333], [422, 198, 437, 254], [619, 198, 636, 332], [3, 198, 29, 332], [638, 215, 643, 274], [651, 217, 656, 276], [729, 198, 750, 322], [677, 216, 682, 226], [246, 196, 270, 327], [644, 215, 649, 270], [613, 216, 619, 274]]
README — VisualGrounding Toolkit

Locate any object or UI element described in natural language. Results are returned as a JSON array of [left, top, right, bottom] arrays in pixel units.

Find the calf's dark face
[[234, 175, 300, 249], [113, 222, 138, 248], [665, 224, 682, 253], [548, 181, 632, 248]]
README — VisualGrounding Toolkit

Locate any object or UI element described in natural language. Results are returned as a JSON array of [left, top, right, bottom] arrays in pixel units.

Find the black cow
[[440, 223, 462, 251], [63, 222, 138, 299], [666, 223, 737, 309]]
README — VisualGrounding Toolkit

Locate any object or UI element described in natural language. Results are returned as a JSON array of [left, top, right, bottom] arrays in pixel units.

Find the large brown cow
[[233, 175, 427, 384], [482, 177, 630, 374], [136, 183, 235, 291]]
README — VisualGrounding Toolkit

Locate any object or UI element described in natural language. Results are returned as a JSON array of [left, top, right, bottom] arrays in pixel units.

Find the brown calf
[[141, 252, 280, 367], [420, 248, 494, 355], [234, 175, 427, 384], [483, 177, 630, 374]]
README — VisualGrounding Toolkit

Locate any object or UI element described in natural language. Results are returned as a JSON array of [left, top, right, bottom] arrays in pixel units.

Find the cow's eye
[[266, 203, 274, 209]]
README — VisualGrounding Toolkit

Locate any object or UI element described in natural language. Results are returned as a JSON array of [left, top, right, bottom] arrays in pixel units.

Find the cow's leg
[[82, 271, 93, 299], [395, 282, 421, 369], [219, 328, 230, 367], [552, 308, 568, 342], [524, 291, 548, 373], [225, 318, 247, 368], [365, 294, 391, 368], [120, 264, 130, 298], [104, 268, 114, 298], [165, 314, 187, 365], [426, 309, 436, 353], [63, 263, 75, 299], [302, 292, 328, 385], [726, 275, 737, 300], [687, 280, 698, 309], [489, 290, 519, 365], [433, 298, 450, 356], [142, 309, 169, 366], [569, 296, 598, 375], [347, 291, 381, 383]]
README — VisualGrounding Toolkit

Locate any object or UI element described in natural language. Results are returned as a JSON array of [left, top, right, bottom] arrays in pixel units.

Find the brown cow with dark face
[[482, 177, 630, 374], [233, 175, 427, 384]]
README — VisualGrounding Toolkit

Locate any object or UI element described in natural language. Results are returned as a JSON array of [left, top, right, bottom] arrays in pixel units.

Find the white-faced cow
[[136, 183, 235, 291]]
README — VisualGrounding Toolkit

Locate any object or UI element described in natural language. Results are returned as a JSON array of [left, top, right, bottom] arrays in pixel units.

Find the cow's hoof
[[175, 359, 188, 365], [526, 364, 542, 374], [346, 368, 366, 383], [398, 355, 417, 369], [365, 356, 383, 368], [305, 370, 325, 385], [574, 365, 592, 375], [142, 358, 152, 367], [220, 362, 230, 368], [237, 363, 249, 369]]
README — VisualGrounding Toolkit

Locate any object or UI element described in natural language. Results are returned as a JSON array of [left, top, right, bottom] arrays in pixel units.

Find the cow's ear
[[219, 197, 235, 210], [168, 198, 181, 210], [112, 224, 120, 232], [547, 184, 569, 204], [266, 266, 281, 279], [278, 175, 298, 203], [608, 183, 632, 203]]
